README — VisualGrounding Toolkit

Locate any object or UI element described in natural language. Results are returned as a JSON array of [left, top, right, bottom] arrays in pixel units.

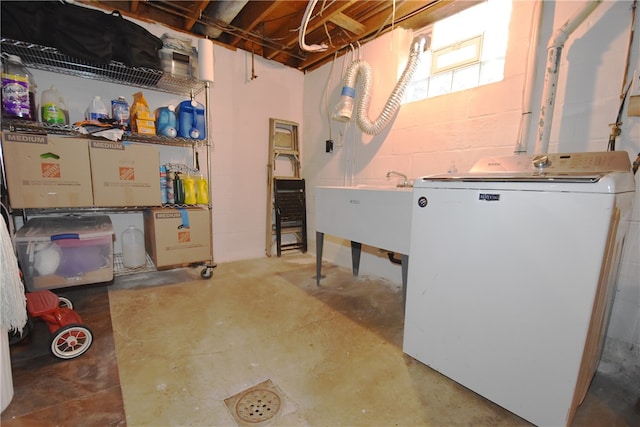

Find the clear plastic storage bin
[[15, 215, 114, 291]]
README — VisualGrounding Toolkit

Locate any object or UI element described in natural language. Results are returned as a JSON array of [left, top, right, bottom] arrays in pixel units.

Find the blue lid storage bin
[[15, 215, 114, 291]]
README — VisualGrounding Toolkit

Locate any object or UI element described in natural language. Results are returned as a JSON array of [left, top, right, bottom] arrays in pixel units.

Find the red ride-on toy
[[25, 290, 93, 359]]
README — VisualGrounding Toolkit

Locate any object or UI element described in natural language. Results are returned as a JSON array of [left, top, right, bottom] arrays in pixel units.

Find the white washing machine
[[403, 151, 635, 427]]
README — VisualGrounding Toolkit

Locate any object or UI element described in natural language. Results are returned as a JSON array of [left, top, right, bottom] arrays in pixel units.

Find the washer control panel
[[468, 151, 631, 176]]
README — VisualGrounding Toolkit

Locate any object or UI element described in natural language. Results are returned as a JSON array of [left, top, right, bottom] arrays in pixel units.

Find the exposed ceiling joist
[[76, 0, 478, 73]]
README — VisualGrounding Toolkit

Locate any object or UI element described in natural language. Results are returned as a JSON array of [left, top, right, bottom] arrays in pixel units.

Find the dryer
[[403, 151, 635, 426]]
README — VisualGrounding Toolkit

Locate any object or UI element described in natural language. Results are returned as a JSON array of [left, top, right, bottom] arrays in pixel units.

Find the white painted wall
[[302, 0, 640, 355]]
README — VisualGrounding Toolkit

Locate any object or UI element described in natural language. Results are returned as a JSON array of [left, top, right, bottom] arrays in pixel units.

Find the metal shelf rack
[[1, 36, 215, 279], [0, 38, 205, 96], [2, 118, 202, 148]]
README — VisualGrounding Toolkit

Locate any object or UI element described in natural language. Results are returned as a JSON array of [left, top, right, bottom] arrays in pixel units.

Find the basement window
[[403, 0, 512, 103]]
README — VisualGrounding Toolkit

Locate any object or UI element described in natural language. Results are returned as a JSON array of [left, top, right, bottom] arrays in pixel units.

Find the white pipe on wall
[[514, 0, 544, 154], [534, 0, 602, 155]]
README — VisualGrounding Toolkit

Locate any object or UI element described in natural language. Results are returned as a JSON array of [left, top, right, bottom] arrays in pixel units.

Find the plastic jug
[[155, 105, 177, 137], [121, 225, 145, 268], [176, 99, 206, 139], [85, 96, 108, 120], [40, 86, 66, 124], [1, 54, 36, 120]]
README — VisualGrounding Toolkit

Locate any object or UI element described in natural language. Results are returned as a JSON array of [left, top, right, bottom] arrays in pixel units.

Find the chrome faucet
[[386, 170, 411, 187]]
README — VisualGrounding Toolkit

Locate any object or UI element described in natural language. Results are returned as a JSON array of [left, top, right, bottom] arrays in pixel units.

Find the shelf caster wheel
[[201, 263, 217, 279], [201, 267, 213, 279], [50, 324, 93, 359]]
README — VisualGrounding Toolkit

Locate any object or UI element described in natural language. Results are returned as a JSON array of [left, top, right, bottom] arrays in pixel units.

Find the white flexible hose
[[342, 35, 427, 135]]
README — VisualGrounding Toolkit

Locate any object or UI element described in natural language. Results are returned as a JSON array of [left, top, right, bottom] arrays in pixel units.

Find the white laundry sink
[[314, 186, 412, 254]]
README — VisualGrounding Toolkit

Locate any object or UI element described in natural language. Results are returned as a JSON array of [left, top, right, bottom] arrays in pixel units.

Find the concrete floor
[[107, 254, 638, 426], [2, 253, 638, 426]]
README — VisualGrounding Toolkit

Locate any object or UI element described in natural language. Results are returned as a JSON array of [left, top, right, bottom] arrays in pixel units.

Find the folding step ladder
[[265, 118, 306, 256]]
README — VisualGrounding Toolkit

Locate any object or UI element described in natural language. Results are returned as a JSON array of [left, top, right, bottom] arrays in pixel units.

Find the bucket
[[121, 226, 145, 268], [176, 100, 205, 139]]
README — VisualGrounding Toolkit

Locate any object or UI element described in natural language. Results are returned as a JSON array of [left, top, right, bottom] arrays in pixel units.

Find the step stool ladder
[[273, 178, 307, 256], [265, 118, 306, 256]]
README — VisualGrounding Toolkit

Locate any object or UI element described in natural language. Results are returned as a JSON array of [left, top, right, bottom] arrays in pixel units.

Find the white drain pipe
[[534, 0, 602, 154], [514, 0, 544, 154]]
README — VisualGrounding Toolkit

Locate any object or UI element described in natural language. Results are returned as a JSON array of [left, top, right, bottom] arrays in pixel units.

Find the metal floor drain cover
[[235, 388, 281, 423], [225, 379, 293, 426]]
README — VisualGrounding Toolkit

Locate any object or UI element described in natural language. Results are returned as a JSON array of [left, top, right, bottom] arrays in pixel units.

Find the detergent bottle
[[40, 86, 66, 124], [1, 54, 35, 120], [176, 94, 205, 139], [183, 175, 196, 205], [155, 105, 177, 137], [196, 175, 209, 204], [85, 96, 108, 120]]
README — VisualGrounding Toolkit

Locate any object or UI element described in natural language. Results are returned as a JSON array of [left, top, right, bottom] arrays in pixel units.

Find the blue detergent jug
[[176, 99, 206, 139], [155, 105, 177, 137]]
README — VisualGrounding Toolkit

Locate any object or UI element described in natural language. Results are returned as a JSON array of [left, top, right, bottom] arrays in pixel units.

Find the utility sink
[[315, 185, 412, 255]]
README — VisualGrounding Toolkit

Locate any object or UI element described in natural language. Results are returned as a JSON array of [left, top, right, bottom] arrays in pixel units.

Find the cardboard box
[[134, 119, 156, 135], [134, 125, 156, 135], [15, 215, 114, 291], [135, 111, 155, 121], [1, 132, 94, 208], [144, 207, 211, 269], [89, 140, 161, 206]]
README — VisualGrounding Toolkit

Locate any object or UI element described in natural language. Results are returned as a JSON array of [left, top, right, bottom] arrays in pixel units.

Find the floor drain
[[225, 379, 291, 426], [235, 388, 281, 423]]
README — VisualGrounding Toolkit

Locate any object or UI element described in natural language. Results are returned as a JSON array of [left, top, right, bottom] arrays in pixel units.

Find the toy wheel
[[8, 318, 33, 346], [58, 296, 73, 309], [50, 324, 93, 359]]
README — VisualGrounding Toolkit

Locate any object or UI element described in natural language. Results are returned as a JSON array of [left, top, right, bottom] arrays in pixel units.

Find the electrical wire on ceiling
[[323, 51, 339, 141], [299, 0, 329, 52]]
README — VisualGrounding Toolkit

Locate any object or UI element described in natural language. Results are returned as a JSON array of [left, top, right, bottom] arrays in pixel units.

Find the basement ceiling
[[80, 0, 479, 73]]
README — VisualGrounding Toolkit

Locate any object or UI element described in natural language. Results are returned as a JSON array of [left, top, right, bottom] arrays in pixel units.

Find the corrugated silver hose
[[342, 35, 427, 135]]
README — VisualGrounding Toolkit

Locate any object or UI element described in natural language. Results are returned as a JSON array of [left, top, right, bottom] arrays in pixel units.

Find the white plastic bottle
[[121, 226, 146, 268], [40, 86, 66, 124], [85, 95, 108, 121]]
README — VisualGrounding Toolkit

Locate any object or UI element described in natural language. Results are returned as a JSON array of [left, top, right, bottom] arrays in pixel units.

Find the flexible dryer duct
[[335, 35, 428, 135]]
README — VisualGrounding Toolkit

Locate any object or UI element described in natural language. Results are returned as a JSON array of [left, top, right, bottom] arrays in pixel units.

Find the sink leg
[[401, 254, 409, 313], [351, 241, 362, 277], [316, 231, 324, 286]]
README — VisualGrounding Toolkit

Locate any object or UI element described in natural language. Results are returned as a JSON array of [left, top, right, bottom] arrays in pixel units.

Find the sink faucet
[[386, 170, 411, 187]]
